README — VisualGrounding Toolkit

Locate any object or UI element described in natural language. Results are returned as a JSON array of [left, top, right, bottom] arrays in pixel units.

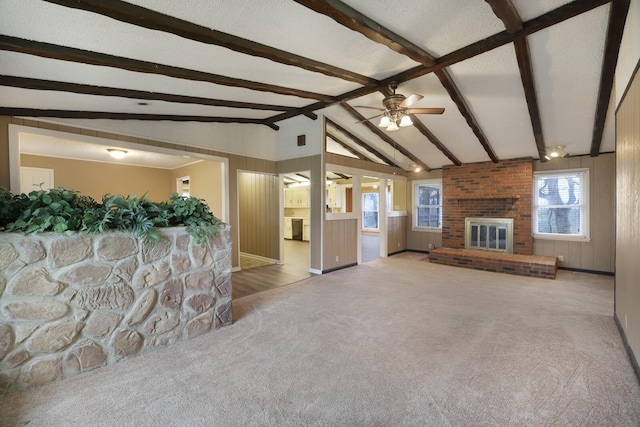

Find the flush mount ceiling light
[[107, 148, 128, 159], [544, 145, 568, 160]]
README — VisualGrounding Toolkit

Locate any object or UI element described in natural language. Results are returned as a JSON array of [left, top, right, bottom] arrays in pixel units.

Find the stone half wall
[[0, 226, 232, 395]]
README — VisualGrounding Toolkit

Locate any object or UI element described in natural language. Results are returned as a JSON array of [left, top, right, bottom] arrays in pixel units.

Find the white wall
[[274, 115, 324, 160], [616, 0, 640, 106]]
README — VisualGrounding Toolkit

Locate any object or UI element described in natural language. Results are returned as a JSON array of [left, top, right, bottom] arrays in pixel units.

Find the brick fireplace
[[442, 158, 533, 255]]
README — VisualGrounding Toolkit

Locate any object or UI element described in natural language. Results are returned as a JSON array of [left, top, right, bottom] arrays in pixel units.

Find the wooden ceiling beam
[[485, 0, 524, 32], [374, 0, 612, 86], [0, 75, 297, 112], [0, 35, 333, 102], [293, 0, 436, 67], [486, 0, 546, 161], [297, 0, 495, 164], [378, 86, 461, 166], [590, 0, 630, 156], [326, 119, 399, 167], [269, 0, 609, 132], [0, 108, 280, 130], [513, 37, 546, 160], [434, 70, 499, 163], [43, 0, 378, 88], [339, 103, 431, 172]]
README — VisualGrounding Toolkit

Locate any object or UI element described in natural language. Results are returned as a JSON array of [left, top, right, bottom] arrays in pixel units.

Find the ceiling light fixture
[[399, 115, 413, 127], [107, 148, 128, 159], [378, 110, 412, 131], [544, 145, 568, 160]]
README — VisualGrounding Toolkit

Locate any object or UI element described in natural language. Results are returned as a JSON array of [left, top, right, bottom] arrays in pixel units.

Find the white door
[[20, 167, 54, 193]]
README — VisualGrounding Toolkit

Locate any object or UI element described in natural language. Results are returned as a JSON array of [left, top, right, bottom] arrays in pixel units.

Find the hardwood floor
[[232, 239, 314, 299]]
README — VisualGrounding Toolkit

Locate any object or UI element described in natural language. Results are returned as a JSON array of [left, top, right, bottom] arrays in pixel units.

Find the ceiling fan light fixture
[[399, 114, 413, 127], [378, 116, 391, 128], [386, 122, 399, 132], [107, 148, 127, 159]]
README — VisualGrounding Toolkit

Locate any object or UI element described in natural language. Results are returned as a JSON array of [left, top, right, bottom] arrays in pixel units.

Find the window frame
[[533, 168, 590, 242], [413, 179, 443, 232], [362, 191, 379, 230]]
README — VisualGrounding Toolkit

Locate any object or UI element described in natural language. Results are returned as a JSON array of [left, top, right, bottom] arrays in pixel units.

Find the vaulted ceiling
[[0, 0, 630, 171]]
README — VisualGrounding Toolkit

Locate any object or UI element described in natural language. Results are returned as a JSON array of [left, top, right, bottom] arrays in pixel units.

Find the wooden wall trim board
[[615, 63, 640, 381]]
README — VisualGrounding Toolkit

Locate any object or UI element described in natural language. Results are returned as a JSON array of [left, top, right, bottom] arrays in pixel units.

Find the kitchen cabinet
[[285, 187, 309, 208], [284, 217, 292, 239], [326, 183, 343, 209]]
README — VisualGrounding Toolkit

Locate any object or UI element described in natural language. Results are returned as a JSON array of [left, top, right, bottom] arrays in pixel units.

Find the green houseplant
[[0, 186, 224, 246]]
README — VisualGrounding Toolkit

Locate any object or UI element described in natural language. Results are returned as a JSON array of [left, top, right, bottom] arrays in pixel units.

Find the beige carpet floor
[[1, 252, 639, 426]]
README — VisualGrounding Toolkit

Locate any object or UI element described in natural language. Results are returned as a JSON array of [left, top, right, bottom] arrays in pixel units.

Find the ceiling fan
[[356, 83, 444, 131]]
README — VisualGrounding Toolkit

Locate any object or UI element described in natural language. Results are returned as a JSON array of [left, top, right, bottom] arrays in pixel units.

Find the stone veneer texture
[[0, 226, 232, 395]]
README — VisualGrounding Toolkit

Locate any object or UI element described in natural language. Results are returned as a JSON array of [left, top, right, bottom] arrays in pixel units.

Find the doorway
[[282, 171, 311, 272], [361, 176, 381, 263], [176, 176, 190, 197]]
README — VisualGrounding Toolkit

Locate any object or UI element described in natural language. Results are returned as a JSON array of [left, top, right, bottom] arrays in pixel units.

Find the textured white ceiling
[[19, 133, 199, 169], [0, 0, 621, 170]]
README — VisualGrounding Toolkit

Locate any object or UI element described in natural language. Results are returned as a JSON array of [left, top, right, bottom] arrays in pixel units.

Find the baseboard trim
[[239, 252, 277, 264], [322, 263, 357, 274], [388, 249, 408, 256], [614, 313, 640, 385], [557, 266, 615, 276]]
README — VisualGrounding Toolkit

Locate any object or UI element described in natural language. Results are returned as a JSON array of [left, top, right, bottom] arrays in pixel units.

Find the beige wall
[[171, 160, 224, 220], [616, 66, 640, 372], [533, 153, 615, 272], [0, 116, 9, 189], [392, 180, 407, 211], [406, 169, 443, 252], [21, 154, 173, 202]]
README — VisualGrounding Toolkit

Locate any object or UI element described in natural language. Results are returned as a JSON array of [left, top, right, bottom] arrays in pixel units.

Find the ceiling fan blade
[[355, 113, 383, 124], [400, 93, 424, 107], [353, 106, 385, 111], [406, 107, 445, 115]]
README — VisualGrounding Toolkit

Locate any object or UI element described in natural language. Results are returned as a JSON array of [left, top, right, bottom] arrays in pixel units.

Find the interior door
[[20, 167, 54, 193]]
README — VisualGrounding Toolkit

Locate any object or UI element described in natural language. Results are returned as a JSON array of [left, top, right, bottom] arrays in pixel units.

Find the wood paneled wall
[[533, 153, 615, 272], [323, 218, 358, 271], [406, 169, 443, 252], [238, 171, 280, 260], [616, 65, 640, 369], [387, 215, 407, 254]]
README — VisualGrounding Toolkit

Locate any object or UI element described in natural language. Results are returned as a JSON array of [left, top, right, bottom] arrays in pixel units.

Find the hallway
[[233, 240, 313, 299]]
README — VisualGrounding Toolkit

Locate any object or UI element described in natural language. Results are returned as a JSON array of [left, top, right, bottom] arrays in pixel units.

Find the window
[[362, 192, 379, 230], [414, 179, 442, 230], [533, 169, 589, 241]]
